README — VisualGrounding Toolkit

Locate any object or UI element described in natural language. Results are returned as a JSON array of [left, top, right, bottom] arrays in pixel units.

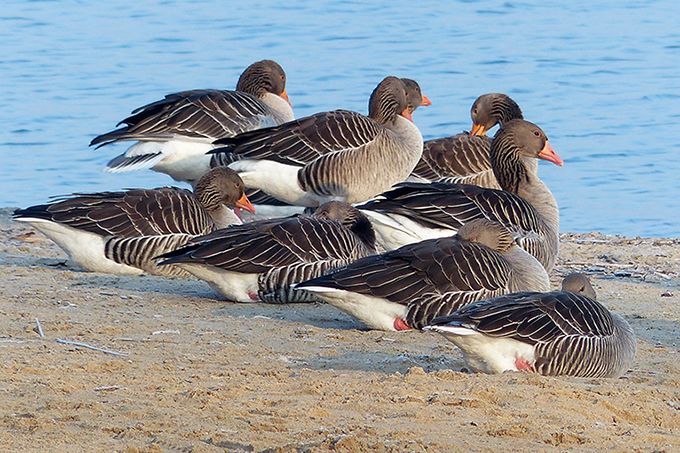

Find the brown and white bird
[[357, 119, 562, 272], [410, 93, 525, 188], [157, 201, 377, 303], [209, 76, 424, 207], [13, 167, 255, 276], [296, 219, 549, 331], [91, 59, 294, 186], [425, 273, 636, 378]]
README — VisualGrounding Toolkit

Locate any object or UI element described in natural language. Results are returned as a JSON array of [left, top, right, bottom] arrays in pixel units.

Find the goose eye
[[533, 130, 541, 137], [472, 108, 478, 115]]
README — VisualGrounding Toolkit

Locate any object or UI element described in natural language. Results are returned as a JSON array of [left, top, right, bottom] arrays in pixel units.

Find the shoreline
[[1, 208, 678, 452]]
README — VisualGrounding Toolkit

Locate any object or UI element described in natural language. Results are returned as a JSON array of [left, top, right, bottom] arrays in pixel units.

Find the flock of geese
[[13, 60, 636, 378]]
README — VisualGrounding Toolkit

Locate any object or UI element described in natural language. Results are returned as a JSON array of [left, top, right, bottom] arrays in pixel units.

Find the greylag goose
[[425, 274, 636, 378], [91, 60, 294, 186], [410, 93, 525, 189], [296, 219, 549, 331], [230, 77, 431, 210], [157, 201, 377, 303], [357, 119, 562, 272], [208, 76, 424, 207], [561, 272, 597, 298], [12, 167, 256, 276], [402, 78, 432, 112]]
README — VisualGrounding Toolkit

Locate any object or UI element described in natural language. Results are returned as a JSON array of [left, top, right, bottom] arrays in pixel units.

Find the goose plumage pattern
[[296, 219, 549, 331], [91, 60, 294, 186], [157, 201, 377, 303], [425, 274, 636, 378], [12, 167, 255, 276], [411, 93, 526, 188], [209, 76, 423, 207], [357, 119, 563, 272]]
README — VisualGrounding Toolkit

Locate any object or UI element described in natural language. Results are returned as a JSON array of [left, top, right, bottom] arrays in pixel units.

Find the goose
[[12, 167, 256, 276], [402, 78, 432, 112], [410, 93, 526, 189], [356, 119, 563, 272], [90, 60, 294, 186], [208, 76, 424, 207], [225, 77, 431, 211], [296, 218, 549, 331], [561, 271, 597, 298], [424, 274, 636, 378], [157, 201, 377, 303]]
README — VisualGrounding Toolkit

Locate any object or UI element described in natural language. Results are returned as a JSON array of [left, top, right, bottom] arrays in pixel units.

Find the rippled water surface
[[1, 0, 679, 237]]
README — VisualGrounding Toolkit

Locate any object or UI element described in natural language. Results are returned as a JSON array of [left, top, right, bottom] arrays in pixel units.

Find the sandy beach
[[1, 207, 678, 452]]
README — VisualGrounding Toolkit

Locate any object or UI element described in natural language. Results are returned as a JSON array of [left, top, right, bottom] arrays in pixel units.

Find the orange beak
[[280, 89, 293, 108], [538, 141, 564, 167], [401, 107, 414, 123], [420, 95, 432, 107], [236, 193, 257, 214], [470, 123, 486, 136]]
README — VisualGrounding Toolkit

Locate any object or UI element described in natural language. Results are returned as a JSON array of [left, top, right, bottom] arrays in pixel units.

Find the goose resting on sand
[[296, 219, 549, 331], [425, 273, 636, 378], [209, 76, 424, 207], [157, 201, 377, 303], [13, 167, 255, 276], [91, 60, 294, 186]]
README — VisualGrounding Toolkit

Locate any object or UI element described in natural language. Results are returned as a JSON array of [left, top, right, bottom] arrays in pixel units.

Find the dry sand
[[1, 207, 679, 452]]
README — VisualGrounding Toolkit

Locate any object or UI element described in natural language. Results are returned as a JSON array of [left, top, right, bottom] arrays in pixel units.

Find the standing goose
[[91, 60, 294, 186], [209, 76, 424, 207], [424, 274, 636, 378], [410, 93, 526, 189], [157, 201, 377, 303], [296, 219, 549, 331], [12, 167, 256, 276], [357, 119, 563, 272]]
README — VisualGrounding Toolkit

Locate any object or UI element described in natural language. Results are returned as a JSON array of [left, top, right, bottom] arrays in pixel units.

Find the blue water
[[1, 0, 678, 237]]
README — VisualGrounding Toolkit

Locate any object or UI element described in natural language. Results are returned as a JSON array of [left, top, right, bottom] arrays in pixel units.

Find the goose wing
[[91, 90, 278, 147], [412, 134, 496, 186], [299, 236, 511, 309], [210, 109, 382, 166], [13, 188, 213, 237], [158, 215, 372, 273]]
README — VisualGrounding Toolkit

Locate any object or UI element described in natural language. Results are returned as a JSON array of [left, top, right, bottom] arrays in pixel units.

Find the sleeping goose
[[410, 93, 525, 189], [157, 201, 377, 303], [424, 274, 636, 378], [12, 167, 255, 276], [91, 60, 294, 186], [357, 119, 562, 272], [209, 76, 424, 207], [561, 271, 597, 298], [296, 218, 549, 331]]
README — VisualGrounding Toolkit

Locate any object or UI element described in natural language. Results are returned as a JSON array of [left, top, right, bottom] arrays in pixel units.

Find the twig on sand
[[35, 318, 44, 337], [56, 339, 128, 357]]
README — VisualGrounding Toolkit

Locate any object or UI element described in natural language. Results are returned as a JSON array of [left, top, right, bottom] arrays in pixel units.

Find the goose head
[[470, 93, 523, 136], [561, 272, 597, 299], [194, 167, 256, 220], [236, 59, 292, 108], [401, 78, 432, 115], [313, 201, 377, 252], [368, 76, 412, 124], [456, 218, 515, 254]]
